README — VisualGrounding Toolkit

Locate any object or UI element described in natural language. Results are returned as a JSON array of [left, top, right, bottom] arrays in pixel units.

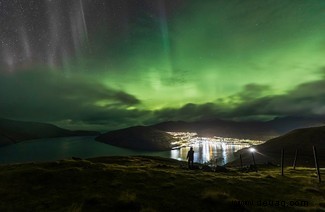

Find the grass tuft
[[303, 187, 322, 194], [116, 191, 141, 211], [201, 190, 231, 203], [201, 190, 248, 211], [68, 203, 83, 212]]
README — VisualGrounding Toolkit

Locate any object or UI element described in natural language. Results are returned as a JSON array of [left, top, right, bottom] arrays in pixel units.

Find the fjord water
[[0, 136, 250, 165]]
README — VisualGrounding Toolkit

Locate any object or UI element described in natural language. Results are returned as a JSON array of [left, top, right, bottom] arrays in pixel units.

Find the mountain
[[0, 118, 99, 146], [266, 116, 325, 134], [153, 119, 276, 140], [231, 125, 325, 167], [254, 125, 325, 154], [152, 116, 325, 140], [95, 126, 175, 151]]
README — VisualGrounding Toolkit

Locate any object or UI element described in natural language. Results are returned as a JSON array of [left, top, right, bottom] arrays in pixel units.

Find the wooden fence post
[[293, 149, 298, 170], [281, 148, 284, 176], [313, 146, 321, 183], [251, 152, 257, 172]]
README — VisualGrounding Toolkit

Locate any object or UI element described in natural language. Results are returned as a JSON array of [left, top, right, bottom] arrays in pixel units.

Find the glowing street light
[[249, 147, 257, 172]]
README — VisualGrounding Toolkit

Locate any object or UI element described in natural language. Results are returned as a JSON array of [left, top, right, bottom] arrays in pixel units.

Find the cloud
[[151, 103, 226, 123], [150, 72, 325, 123], [111, 91, 140, 105], [0, 69, 141, 126], [228, 73, 325, 118], [1, 68, 325, 131], [237, 84, 271, 100]]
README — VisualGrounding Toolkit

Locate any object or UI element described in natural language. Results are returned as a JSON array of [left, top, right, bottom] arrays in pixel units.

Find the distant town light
[[249, 147, 256, 153]]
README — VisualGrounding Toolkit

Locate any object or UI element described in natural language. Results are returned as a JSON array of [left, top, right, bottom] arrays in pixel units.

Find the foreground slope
[[0, 156, 324, 211], [256, 126, 325, 154], [233, 126, 325, 167]]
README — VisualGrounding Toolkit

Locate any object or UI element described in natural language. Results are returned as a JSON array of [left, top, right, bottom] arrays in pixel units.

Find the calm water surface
[[0, 136, 250, 165]]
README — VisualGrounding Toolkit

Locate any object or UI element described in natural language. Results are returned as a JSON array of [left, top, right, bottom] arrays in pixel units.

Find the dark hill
[[95, 126, 175, 151], [231, 125, 325, 167], [0, 118, 99, 146], [256, 126, 325, 154]]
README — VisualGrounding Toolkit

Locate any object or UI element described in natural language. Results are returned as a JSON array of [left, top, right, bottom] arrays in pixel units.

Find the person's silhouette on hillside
[[187, 147, 194, 169]]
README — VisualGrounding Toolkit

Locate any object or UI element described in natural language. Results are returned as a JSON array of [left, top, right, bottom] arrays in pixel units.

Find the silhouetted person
[[187, 147, 194, 169]]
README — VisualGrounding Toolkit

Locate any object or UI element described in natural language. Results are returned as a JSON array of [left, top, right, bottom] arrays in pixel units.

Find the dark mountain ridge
[[0, 118, 99, 146], [152, 116, 325, 140], [95, 126, 175, 151]]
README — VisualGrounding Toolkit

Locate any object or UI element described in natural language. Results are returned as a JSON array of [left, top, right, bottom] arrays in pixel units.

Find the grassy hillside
[[0, 156, 324, 211], [232, 126, 325, 167], [257, 126, 325, 154]]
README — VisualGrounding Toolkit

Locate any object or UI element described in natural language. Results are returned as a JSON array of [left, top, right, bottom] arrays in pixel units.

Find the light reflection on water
[[170, 141, 250, 165], [167, 132, 263, 165], [0, 136, 254, 165]]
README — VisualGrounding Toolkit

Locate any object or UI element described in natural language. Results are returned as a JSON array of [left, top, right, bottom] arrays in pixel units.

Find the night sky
[[0, 0, 325, 131]]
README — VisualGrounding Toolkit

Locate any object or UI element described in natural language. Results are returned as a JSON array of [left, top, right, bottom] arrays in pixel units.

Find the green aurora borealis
[[0, 0, 325, 130]]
